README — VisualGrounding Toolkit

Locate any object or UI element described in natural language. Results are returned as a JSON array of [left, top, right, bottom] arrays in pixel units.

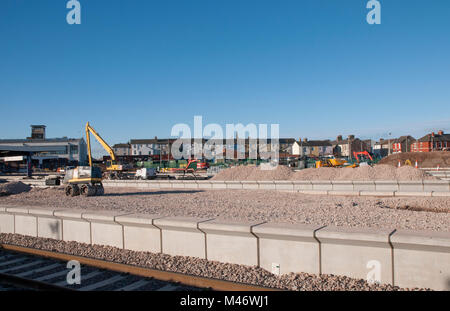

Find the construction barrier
[[1, 205, 449, 290]]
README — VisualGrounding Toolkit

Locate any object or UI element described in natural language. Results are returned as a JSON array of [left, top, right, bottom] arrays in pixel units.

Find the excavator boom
[[85, 122, 117, 167]]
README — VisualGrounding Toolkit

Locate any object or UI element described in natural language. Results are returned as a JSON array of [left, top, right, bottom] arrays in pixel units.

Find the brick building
[[411, 130, 450, 152]]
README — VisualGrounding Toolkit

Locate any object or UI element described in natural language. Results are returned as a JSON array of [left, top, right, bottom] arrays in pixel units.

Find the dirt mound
[[378, 151, 450, 168], [0, 181, 32, 196], [213, 165, 293, 181], [212, 164, 435, 181]]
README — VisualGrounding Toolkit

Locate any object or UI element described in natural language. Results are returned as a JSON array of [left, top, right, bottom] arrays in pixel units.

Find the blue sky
[[1, 0, 449, 156]]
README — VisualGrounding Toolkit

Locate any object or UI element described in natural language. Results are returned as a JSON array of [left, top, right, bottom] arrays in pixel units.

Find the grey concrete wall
[[1, 205, 449, 290], [100, 179, 450, 197]]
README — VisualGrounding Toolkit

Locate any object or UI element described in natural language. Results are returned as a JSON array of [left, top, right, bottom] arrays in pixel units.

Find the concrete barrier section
[[210, 181, 227, 189], [0, 206, 15, 234], [54, 209, 92, 244], [398, 181, 423, 192], [311, 181, 333, 191], [390, 230, 450, 291], [252, 223, 323, 275], [116, 213, 163, 253], [360, 191, 394, 197], [196, 181, 213, 189], [375, 181, 399, 191], [225, 181, 243, 190], [331, 181, 354, 191], [199, 220, 264, 266], [241, 181, 259, 190], [423, 180, 450, 192], [352, 181, 376, 191], [82, 211, 130, 249], [395, 191, 431, 197], [154, 217, 213, 259], [274, 181, 294, 191], [316, 226, 395, 285], [183, 182, 199, 189], [157, 181, 173, 189], [7, 207, 37, 237], [28, 207, 63, 240], [292, 181, 312, 191], [257, 181, 276, 190]]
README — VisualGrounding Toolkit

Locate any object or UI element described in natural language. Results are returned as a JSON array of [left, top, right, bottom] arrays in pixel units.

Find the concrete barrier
[[99, 179, 450, 197], [252, 223, 323, 275], [199, 220, 264, 266], [311, 181, 333, 191], [292, 181, 312, 191], [54, 209, 92, 244], [28, 207, 63, 240], [316, 226, 395, 285], [82, 211, 130, 249], [352, 181, 376, 191], [116, 213, 164, 253], [210, 181, 227, 189], [241, 181, 259, 190], [225, 181, 243, 190], [423, 180, 450, 192], [257, 181, 276, 190], [375, 181, 399, 191], [0, 206, 14, 234], [154, 216, 213, 259], [7, 207, 37, 237], [391, 230, 450, 291], [398, 181, 423, 192], [331, 181, 354, 191], [1, 205, 448, 290], [274, 181, 294, 191]]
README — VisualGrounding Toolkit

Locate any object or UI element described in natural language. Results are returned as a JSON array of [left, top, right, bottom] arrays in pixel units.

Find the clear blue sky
[[1, 0, 449, 156]]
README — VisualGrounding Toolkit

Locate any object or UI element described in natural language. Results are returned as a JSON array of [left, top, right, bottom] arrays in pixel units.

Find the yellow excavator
[[85, 122, 128, 179], [63, 122, 127, 196]]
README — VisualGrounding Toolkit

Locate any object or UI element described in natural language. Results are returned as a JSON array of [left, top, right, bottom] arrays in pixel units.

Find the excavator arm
[[85, 122, 117, 167]]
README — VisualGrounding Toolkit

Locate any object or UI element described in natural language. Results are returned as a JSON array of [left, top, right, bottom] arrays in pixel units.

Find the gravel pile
[[2, 187, 449, 231], [0, 233, 428, 291], [379, 151, 450, 167], [0, 181, 32, 196], [212, 164, 435, 181]]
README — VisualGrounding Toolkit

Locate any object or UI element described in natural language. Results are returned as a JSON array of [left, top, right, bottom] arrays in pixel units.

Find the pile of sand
[[212, 165, 293, 181], [0, 181, 32, 196], [212, 164, 436, 181], [378, 151, 450, 168]]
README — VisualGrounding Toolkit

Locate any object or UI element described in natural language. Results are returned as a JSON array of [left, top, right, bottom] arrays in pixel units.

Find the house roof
[[417, 133, 450, 142], [296, 140, 332, 147], [392, 136, 416, 144]]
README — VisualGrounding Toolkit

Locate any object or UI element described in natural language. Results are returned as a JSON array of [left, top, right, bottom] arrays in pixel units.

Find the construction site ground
[[1, 186, 449, 232]]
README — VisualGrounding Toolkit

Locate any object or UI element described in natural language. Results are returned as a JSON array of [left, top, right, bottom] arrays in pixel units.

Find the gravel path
[[1, 187, 449, 232], [0, 233, 428, 291]]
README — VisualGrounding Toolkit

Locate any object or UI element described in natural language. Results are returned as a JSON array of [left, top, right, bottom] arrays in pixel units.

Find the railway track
[[0, 244, 276, 291]]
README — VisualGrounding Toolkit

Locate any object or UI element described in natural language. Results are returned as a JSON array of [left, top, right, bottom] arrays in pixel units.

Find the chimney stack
[[303, 138, 308, 143], [431, 132, 435, 137], [337, 135, 343, 142], [348, 135, 355, 140], [438, 130, 444, 135]]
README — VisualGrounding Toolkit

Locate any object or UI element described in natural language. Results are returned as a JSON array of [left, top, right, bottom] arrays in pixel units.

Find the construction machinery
[[315, 157, 349, 168], [353, 151, 373, 163], [85, 122, 130, 179], [63, 165, 104, 196], [63, 122, 121, 196]]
